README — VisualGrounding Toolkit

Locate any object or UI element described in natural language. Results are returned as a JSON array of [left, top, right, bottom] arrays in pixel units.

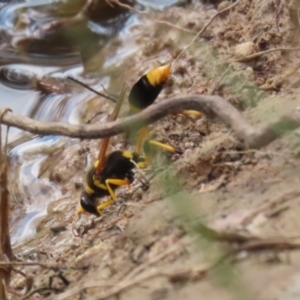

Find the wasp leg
[[181, 110, 202, 117], [172, 110, 202, 118], [137, 160, 150, 169], [147, 140, 182, 154], [141, 139, 183, 167], [76, 206, 85, 214], [136, 127, 150, 154], [96, 179, 131, 215], [96, 198, 113, 216]]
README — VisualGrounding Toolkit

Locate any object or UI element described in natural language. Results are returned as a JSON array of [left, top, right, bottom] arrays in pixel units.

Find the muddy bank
[[4, 0, 300, 300]]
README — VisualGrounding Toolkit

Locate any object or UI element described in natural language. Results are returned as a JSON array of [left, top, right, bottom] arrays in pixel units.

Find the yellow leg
[[137, 159, 151, 169], [140, 139, 182, 169], [171, 110, 202, 118], [96, 179, 131, 215], [96, 197, 114, 216], [148, 140, 179, 154], [182, 110, 202, 117], [76, 206, 85, 214], [136, 127, 149, 154]]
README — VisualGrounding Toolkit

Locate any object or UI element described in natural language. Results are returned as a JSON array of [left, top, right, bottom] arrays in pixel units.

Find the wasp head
[[80, 192, 100, 216]]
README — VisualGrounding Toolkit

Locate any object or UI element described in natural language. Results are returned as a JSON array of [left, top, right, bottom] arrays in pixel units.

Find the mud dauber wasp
[[71, 65, 186, 234], [73, 65, 201, 234]]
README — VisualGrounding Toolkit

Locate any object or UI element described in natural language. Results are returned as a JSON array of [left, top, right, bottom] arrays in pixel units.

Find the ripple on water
[[2, 0, 187, 246], [10, 138, 62, 246]]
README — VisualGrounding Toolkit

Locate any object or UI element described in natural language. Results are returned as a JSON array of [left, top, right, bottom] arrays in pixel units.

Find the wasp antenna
[[85, 111, 105, 124], [96, 84, 128, 174], [67, 76, 117, 103], [100, 83, 117, 100], [130, 158, 149, 182]]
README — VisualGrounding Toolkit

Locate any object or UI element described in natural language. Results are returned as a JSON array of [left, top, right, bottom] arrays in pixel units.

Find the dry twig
[[0, 261, 64, 270], [233, 47, 300, 62], [197, 224, 300, 252], [107, 0, 197, 34], [239, 190, 300, 226], [22, 286, 62, 300], [109, 0, 241, 64], [54, 264, 209, 300], [155, 20, 197, 34], [173, 0, 242, 64], [210, 64, 232, 94], [124, 242, 184, 280], [0, 109, 13, 300], [88, 265, 207, 300], [54, 231, 300, 300], [107, 0, 144, 14], [237, 237, 300, 252], [2, 94, 300, 149]]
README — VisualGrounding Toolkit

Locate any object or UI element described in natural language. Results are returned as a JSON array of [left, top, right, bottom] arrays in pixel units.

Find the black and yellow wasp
[[73, 64, 181, 226]]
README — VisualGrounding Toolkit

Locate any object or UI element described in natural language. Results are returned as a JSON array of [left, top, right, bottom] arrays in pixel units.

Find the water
[[0, 0, 187, 246]]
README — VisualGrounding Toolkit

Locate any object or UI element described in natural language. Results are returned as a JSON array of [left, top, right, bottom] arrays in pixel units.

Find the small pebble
[[50, 224, 67, 234], [235, 42, 256, 58]]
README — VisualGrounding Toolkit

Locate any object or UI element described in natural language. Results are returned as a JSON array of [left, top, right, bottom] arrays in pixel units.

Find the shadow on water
[[0, 0, 188, 246]]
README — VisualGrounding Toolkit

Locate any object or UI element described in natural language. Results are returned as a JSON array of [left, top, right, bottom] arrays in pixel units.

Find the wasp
[[72, 64, 196, 230], [127, 64, 201, 157], [75, 86, 140, 218], [79, 150, 147, 216], [127, 64, 181, 162]]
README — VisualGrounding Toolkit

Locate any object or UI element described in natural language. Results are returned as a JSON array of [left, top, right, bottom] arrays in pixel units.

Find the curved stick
[[0, 95, 299, 149]]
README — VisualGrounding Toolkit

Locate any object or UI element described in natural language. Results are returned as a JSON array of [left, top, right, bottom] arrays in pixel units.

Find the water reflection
[[0, 1, 127, 245], [9, 135, 61, 245], [11, 210, 47, 246], [0, 0, 187, 245]]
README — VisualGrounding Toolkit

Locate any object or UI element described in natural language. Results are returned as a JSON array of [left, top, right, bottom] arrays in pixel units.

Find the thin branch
[[124, 243, 184, 280], [50, 222, 300, 300], [0, 94, 299, 149], [237, 237, 300, 252], [0, 108, 13, 300], [107, 0, 197, 35], [109, 0, 241, 65], [239, 190, 300, 226], [155, 20, 197, 34], [0, 261, 64, 270], [210, 64, 232, 94], [21, 286, 62, 300], [0, 95, 246, 138], [233, 47, 300, 62], [52, 281, 116, 300], [2, 95, 300, 149], [54, 264, 209, 300], [173, 0, 242, 65], [67, 76, 117, 103], [55, 234, 300, 300], [106, 0, 145, 14], [90, 265, 208, 300]]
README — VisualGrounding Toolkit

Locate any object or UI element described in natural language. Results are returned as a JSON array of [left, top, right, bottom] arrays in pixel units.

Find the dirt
[[7, 0, 300, 299]]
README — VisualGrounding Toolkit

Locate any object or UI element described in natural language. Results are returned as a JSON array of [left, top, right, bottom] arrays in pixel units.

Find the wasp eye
[[80, 192, 99, 216]]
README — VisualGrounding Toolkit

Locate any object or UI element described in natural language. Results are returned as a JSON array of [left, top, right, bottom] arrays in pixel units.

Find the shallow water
[[0, 0, 187, 246]]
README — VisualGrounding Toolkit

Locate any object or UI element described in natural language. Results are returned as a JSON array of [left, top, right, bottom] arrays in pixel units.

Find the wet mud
[[2, 0, 300, 299]]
